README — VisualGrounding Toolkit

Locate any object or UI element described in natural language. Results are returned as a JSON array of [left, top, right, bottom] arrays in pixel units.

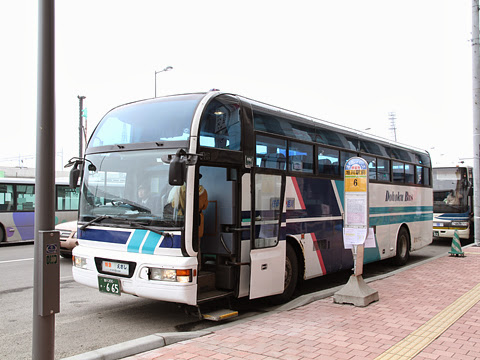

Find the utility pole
[[33, 0, 60, 359], [78, 95, 86, 158], [472, 0, 480, 247], [388, 112, 397, 142]]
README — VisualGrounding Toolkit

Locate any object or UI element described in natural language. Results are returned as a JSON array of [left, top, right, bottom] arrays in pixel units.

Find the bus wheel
[[269, 242, 298, 305], [393, 227, 410, 266], [0, 226, 5, 243]]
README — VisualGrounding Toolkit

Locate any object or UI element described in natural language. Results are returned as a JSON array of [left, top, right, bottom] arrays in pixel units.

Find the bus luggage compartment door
[[249, 241, 285, 299]]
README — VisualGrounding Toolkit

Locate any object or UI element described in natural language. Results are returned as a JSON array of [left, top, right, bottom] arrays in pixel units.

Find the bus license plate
[[101, 260, 129, 276], [98, 276, 121, 295]]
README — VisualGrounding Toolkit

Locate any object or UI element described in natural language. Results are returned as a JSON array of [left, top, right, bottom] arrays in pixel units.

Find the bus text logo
[[385, 191, 414, 202]]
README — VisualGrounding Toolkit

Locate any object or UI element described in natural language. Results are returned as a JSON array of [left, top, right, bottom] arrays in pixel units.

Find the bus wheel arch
[[287, 236, 305, 282], [0, 224, 5, 243], [269, 238, 302, 304], [393, 225, 411, 266]]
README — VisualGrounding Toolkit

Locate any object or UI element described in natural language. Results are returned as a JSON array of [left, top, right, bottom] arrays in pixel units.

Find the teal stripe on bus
[[364, 244, 381, 263], [370, 206, 433, 215], [127, 230, 147, 253], [369, 212, 432, 226], [141, 232, 162, 254]]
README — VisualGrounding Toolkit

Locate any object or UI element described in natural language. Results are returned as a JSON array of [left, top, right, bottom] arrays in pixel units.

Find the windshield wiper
[[79, 215, 113, 230], [130, 221, 182, 237]]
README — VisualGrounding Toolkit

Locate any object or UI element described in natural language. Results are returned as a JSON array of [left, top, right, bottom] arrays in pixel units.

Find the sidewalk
[[124, 245, 480, 360]]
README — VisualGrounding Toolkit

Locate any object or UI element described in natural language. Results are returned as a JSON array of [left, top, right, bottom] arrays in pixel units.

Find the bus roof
[[237, 94, 430, 156], [90, 91, 430, 161]]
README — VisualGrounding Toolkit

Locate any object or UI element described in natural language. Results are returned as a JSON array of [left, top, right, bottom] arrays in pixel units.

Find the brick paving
[[125, 245, 480, 360]]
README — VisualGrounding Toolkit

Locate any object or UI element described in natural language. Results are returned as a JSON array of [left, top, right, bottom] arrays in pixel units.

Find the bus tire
[[393, 227, 410, 266], [0, 225, 5, 243], [269, 242, 298, 305]]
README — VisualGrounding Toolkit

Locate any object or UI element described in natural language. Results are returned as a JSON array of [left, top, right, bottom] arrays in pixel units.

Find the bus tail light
[[148, 268, 192, 283]]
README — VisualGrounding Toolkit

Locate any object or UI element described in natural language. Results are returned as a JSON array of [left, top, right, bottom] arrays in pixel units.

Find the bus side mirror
[[69, 164, 81, 189], [169, 150, 186, 186], [65, 158, 83, 189]]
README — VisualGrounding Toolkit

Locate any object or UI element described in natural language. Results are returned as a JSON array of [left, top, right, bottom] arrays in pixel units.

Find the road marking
[[0, 258, 34, 264], [375, 282, 480, 359]]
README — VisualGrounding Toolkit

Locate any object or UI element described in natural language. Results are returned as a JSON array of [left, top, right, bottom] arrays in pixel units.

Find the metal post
[[473, 0, 480, 246], [33, 0, 57, 358], [154, 66, 173, 98], [78, 95, 86, 158]]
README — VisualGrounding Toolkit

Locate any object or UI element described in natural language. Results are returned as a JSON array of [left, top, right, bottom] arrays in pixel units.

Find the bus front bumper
[[72, 246, 198, 305], [432, 227, 470, 240]]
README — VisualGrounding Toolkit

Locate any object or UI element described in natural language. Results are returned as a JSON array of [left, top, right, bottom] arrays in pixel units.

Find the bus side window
[[377, 158, 390, 182], [16, 185, 35, 211], [318, 146, 339, 176], [405, 164, 415, 184], [362, 155, 376, 180], [416, 166, 430, 186], [256, 135, 287, 170], [57, 185, 80, 211], [393, 162, 405, 183], [340, 151, 356, 176], [199, 96, 241, 150], [0, 184, 14, 211], [288, 141, 313, 173]]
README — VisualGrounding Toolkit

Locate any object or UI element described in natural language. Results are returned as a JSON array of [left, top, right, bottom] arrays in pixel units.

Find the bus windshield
[[433, 167, 470, 213], [79, 149, 186, 228], [89, 94, 204, 147]]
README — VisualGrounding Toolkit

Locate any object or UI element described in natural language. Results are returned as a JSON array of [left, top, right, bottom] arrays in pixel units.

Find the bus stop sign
[[344, 157, 369, 233]]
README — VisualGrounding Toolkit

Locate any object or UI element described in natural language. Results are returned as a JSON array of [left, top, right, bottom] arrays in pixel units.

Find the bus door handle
[[221, 224, 249, 233], [226, 261, 250, 267]]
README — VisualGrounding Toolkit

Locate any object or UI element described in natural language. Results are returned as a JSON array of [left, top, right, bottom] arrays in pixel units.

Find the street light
[[154, 66, 173, 97]]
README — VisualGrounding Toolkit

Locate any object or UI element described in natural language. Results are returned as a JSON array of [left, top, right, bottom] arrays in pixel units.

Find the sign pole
[[32, 0, 60, 358], [334, 157, 379, 307], [472, 0, 480, 247]]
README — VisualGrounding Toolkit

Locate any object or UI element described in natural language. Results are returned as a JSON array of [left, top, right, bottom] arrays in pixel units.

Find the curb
[[61, 331, 212, 360]]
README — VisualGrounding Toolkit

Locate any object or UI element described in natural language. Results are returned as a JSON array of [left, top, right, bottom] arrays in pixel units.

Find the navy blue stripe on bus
[[436, 211, 470, 221], [158, 235, 181, 248], [78, 228, 131, 244], [287, 219, 343, 235]]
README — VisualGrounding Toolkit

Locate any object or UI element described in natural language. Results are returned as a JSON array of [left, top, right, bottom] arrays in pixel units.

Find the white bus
[[433, 166, 473, 241], [0, 178, 79, 243], [71, 92, 432, 309]]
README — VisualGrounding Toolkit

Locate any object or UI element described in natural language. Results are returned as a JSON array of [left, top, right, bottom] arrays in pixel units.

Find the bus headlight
[[148, 268, 192, 283], [73, 255, 88, 269], [451, 221, 468, 227]]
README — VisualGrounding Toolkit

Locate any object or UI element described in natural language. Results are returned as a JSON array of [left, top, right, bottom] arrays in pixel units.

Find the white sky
[[0, 0, 474, 170]]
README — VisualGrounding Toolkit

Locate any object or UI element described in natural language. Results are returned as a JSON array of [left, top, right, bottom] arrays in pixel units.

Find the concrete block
[[333, 275, 379, 307]]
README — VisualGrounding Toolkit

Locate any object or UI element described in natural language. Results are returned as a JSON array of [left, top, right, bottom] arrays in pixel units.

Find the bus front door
[[248, 173, 286, 299]]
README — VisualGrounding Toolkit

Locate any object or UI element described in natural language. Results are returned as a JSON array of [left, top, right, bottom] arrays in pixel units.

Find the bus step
[[197, 290, 234, 303], [202, 309, 239, 322]]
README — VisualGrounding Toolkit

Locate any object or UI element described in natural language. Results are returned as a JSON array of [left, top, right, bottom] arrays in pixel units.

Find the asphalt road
[[0, 238, 454, 360]]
